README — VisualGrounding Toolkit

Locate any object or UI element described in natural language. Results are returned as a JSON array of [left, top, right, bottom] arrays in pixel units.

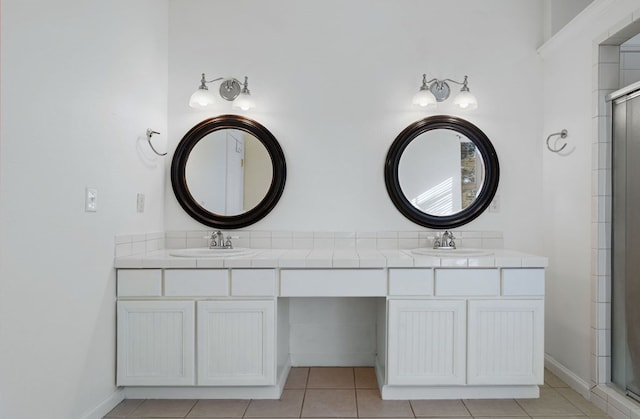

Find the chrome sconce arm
[[413, 74, 478, 110], [189, 73, 255, 111]]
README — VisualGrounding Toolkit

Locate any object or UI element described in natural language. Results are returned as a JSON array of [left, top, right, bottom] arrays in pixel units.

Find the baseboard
[[290, 353, 376, 367], [544, 353, 592, 398], [79, 388, 125, 419]]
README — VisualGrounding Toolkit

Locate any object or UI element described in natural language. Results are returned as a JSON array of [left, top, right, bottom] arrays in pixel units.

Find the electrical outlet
[[136, 193, 145, 213], [85, 187, 98, 212], [489, 195, 500, 213]]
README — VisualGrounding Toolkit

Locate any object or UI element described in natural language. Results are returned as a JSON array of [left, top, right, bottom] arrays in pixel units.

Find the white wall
[[0, 1, 168, 418], [542, 0, 594, 41], [539, 0, 640, 387], [165, 0, 546, 254]]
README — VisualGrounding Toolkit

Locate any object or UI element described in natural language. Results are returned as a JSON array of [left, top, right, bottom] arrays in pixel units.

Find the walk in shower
[[611, 79, 640, 400]]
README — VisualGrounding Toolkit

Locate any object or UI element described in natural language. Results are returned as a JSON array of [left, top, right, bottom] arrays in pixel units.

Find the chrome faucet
[[207, 231, 234, 249], [433, 231, 456, 249]]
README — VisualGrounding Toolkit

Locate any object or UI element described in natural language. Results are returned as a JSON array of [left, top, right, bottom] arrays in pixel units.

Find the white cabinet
[[197, 300, 276, 386], [387, 299, 466, 385], [467, 299, 544, 385], [116, 269, 278, 388], [117, 300, 195, 386]]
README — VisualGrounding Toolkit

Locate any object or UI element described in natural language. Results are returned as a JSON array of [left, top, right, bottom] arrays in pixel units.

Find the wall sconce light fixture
[[412, 74, 478, 110], [189, 73, 256, 111]]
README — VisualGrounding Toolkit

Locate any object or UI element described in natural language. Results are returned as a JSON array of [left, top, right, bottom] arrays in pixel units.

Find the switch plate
[[489, 195, 500, 213], [136, 193, 145, 213], [85, 187, 98, 212]]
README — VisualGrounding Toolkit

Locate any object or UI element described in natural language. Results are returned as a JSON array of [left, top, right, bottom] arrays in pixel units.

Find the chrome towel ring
[[546, 129, 568, 153], [146, 128, 167, 156]]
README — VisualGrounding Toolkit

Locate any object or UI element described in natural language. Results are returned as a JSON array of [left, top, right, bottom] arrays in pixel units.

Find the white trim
[[380, 384, 539, 400], [78, 388, 125, 419], [544, 353, 592, 399]]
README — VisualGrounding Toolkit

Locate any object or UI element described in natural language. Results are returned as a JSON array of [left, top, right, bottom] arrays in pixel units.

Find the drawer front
[[389, 269, 434, 296], [165, 269, 229, 296], [502, 269, 545, 296], [435, 269, 500, 296], [232, 269, 277, 296], [280, 269, 386, 297], [117, 269, 162, 296]]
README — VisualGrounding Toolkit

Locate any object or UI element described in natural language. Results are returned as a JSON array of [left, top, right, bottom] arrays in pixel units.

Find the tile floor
[[104, 367, 609, 418]]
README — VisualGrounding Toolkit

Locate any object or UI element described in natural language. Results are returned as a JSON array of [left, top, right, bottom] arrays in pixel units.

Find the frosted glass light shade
[[452, 90, 478, 110], [412, 89, 437, 109], [189, 88, 216, 108], [232, 92, 256, 111]]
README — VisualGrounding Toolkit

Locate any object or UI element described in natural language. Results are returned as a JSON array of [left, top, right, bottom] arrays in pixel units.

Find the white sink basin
[[169, 247, 255, 258], [411, 248, 494, 257]]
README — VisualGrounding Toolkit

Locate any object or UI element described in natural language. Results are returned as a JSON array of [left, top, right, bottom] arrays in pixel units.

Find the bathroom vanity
[[115, 247, 546, 400]]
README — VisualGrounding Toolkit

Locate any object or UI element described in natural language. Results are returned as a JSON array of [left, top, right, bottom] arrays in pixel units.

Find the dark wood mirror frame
[[384, 115, 499, 229], [171, 114, 287, 229]]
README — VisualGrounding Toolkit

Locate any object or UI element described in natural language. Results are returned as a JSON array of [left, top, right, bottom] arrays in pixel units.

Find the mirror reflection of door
[[186, 129, 273, 216], [398, 129, 485, 216]]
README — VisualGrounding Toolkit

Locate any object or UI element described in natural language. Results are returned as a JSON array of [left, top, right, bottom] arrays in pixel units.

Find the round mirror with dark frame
[[171, 114, 286, 229], [385, 115, 499, 229]]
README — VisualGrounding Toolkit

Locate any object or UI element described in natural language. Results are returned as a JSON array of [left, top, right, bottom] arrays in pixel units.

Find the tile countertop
[[114, 249, 548, 269]]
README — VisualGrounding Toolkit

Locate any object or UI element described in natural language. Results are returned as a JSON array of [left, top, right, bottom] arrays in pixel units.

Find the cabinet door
[[467, 299, 544, 385], [197, 300, 275, 386], [117, 300, 195, 386], [388, 299, 466, 385]]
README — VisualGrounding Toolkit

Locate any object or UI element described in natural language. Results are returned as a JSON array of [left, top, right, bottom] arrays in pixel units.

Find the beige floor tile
[[555, 387, 606, 417], [308, 367, 355, 389], [355, 368, 378, 389], [104, 399, 145, 417], [244, 389, 304, 417], [410, 400, 471, 417], [285, 367, 310, 389], [356, 389, 414, 418], [129, 399, 197, 417], [544, 370, 570, 388], [517, 387, 583, 416], [462, 399, 528, 417], [302, 389, 357, 417], [185, 399, 249, 417]]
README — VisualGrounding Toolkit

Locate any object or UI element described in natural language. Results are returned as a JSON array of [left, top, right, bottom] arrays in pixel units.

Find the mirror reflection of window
[[398, 129, 485, 216]]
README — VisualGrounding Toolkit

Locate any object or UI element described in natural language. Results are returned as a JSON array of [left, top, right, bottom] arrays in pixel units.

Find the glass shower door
[[612, 87, 640, 399]]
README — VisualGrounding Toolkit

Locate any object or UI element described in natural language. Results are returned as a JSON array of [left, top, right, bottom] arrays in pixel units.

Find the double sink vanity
[[115, 245, 547, 400], [115, 113, 546, 400]]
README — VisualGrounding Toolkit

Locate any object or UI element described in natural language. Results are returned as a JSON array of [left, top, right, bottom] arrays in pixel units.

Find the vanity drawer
[[117, 269, 162, 296], [231, 269, 277, 296], [502, 269, 545, 296], [389, 269, 434, 296], [280, 269, 386, 297], [165, 269, 229, 296], [435, 269, 500, 296]]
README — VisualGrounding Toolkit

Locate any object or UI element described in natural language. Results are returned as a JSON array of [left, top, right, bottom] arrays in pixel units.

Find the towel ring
[[546, 129, 568, 153], [146, 128, 167, 156]]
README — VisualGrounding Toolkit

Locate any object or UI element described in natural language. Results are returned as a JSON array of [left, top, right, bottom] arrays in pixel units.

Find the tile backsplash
[[114, 230, 504, 258]]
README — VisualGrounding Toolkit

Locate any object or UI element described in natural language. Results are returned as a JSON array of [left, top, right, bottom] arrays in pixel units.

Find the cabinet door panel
[[388, 299, 466, 385], [117, 300, 195, 386], [467, 299, 544, 385], [197, 300, 275, 386]]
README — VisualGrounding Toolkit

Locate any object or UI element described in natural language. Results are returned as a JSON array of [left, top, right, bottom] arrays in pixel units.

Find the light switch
[[489, 194, 500, 213], [136, 193, 145, 213], [85, 187, 98, 212]]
